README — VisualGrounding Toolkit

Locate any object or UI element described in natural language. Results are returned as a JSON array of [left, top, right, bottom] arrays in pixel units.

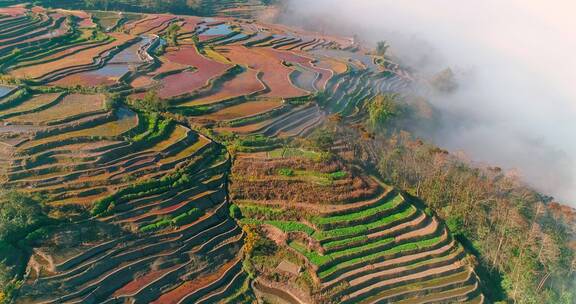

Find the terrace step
[[341, 263, 470, 304], [321, 209, 427, 253], [322, 239, 459, 288], [312, 193, 408, 230], [267, 107, 320, 137], [317, 223, 445, 278], [260, 104, 317, 136], [34, 37, 141, 84], [279, 110, 325, 138], [27, 211, 238, 303], [358, 269, 476, 304], [318, 229, 452, 282], [336, 245, 467, 297], [396, 281, 480, 304], [176, 257, 243, 304], [38, 201, 228, 282], [195, 270, 247, 304]]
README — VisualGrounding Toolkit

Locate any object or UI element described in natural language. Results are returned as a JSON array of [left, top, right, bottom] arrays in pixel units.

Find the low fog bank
[[280, 0, 576, 204]]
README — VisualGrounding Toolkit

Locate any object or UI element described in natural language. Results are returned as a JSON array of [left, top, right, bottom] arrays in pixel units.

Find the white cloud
[[283, 0, 576, 203]]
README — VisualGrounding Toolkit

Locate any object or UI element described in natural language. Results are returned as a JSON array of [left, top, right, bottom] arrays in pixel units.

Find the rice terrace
[[0, 1, 574, 304]]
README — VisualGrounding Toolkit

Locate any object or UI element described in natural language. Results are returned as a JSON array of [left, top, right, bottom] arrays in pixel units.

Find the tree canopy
[[367, 94, 402, 130], [0, 191, 46, 245]]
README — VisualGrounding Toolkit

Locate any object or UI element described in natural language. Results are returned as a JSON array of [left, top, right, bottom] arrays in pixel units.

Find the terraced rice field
[[2, 91, 245, 303], [0, 4, 482, 304], [0, 93, 61, 118], [0, 84, 16, 98], [6, 93, 105, 125], [179, 68, 265, 107], [203, 99, 282, 121], [259, 48, 333, 90], [51, 36, 151, 87], [219, 45, 310, 98], [233, 154, 482, 303], [157, 46, 231, 98], [9, 32, 135, 81], [127, 14, 176, 35]]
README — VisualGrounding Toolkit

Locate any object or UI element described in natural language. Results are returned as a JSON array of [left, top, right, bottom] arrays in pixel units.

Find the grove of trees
[[0, 191, 50, 303]]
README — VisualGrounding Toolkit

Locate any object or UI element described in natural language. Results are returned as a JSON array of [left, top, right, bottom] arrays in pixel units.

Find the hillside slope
[[0, 3, 572, 304]]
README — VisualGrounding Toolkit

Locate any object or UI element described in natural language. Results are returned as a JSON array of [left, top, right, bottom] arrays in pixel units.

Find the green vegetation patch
[[240, 219, 315, 236], [310, 194, 404, 227], [237, 204, 286, 220], [290, 241, 332, 266], [140, 208, 203, 232], [323, 235, 368, 251], [318, 235, 443, 279], [274, 169, 347, 186], [267, 148, 321, 160], [313, 205, 417, 241]]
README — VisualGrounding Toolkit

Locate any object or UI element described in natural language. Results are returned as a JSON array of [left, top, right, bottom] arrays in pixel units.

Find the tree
[[430, 68, 458, 93], [309, 128, 335, 152], [134, 90, 166, 112], [446, 215, 465, 237], [105, 92, 122, 110], [186, 0, 203, 10], [0, 262, 16, 304], [376, 41, 389, 56], [0, 191, 45, 244], [164, 23, 181, 46], [367, 94, 401, 130]]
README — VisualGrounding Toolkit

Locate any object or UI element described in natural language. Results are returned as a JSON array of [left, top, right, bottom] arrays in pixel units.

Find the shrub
[[172, 208, 202, 226], [240, 219, 315, 235], [239, 205, 287, 220], [329, 171, 347, 180], [25, 227, 51, 243], [140, 217, 172, 233], [290, 241, 331, 265], [239, 134, 276, 147], [253, 237, 277, 256], [0, 191, 47, 244], [229, 204, 242, 219], [367, 94, 402, 130], [309, 128, 334, 152], [105, 93, 122, 110], [446, 215, 465, 237], [141, 208, 203, 233], [310, 194, 403, 228], [278, 168, 294, 177]]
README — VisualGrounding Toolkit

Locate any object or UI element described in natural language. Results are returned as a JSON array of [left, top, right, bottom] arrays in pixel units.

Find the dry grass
[[131, 75, 156, 89], [231, 157, 380, 204]]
